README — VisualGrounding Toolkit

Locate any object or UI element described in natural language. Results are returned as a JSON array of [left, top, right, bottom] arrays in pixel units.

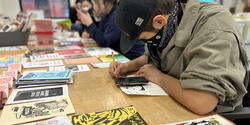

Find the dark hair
[[104, 0, 117, 4], [143, 0, 176, 32], [76, 0, 91, 4], [75, 0, 81, 4]]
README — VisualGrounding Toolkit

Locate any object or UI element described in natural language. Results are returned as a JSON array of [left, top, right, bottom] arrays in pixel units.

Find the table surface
[[0, 43, 233, 125]]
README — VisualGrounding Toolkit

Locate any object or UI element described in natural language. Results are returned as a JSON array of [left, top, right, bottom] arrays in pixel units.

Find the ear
[[152, 15, 168, 30]]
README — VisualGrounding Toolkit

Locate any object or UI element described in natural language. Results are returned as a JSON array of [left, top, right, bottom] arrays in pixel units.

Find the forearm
[[158, 74, 218, 115], [126, 55, 147, 72]]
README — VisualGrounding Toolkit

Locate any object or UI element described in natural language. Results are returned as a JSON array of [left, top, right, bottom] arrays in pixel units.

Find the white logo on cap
[[135, 17, 144, 26]]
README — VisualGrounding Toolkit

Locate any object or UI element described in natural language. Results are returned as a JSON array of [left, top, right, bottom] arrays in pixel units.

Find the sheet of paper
[[120, 82, 168, 96], [49, 64, 90, 72], [0, 46, 27, 51], [56, 50, 86, 55], [30, 53, 62, 62], [23, 60, 64, 68], [84, 47, 118, 56], [23, 115, 72, 125], [62, 53, 91, 59], [162, 115, 233, 125], [91, 62, 111, 68], [6, 85, 68, 104], [1, 96, 75, 125], [64, 57, 100, 65]]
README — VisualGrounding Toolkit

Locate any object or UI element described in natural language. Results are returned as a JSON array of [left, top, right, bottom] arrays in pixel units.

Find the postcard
[[119, 81, 168, 96], [54, 46, 81, 51], [163, 115, 233, 125], [30, 53, 62, 62], [69, 105, 147, 125], [6, 85, 68, 104], [0, 76, 13, 88], [19, 70, 73, 81], [84, 47, 118, 56], [0, 57, 27, 68], [23, 60, 64, 68], [1, 96, 75, 125], [64, 57, 100, 65], [98, 54, 130, 62], [3, 70, 18, 80], [8, 63, 23, 73], [49, 64, 90, 72], [91, 62, 110, 68], [23, 115, 72, 125], [56, 50, 86, 55]]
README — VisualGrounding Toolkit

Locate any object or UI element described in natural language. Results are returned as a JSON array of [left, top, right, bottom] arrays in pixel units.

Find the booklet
[[23, 115, 72, 125], [0, 57, 27, 68], [1, 96, 75, 125], [64, 57, 100, 65], [163, 115, 234, 125], [84, 47, 118, 56], [98, 54, 130, 62], [56, 50, 86, 55], [19, 70, 73, 81], [30, 53, 62, 62], [6, 85, 68, 104], [23, 60, 64, 68], [62, 53, 91, 59], [49, 65, 90, 72], [54, 46, 81, 51], [68, 105, 147, 125]]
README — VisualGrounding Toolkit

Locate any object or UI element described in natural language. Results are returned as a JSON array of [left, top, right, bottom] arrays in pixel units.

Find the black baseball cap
[[116, 0, 156, 54]]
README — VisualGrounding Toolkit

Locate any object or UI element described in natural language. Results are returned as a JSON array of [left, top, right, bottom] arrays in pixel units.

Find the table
[[0, 43, 233, 125]]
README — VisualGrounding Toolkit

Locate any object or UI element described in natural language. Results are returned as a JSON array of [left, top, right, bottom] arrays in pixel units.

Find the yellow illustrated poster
[[1, 96, 75, 125], [68, 105, 147, 125]]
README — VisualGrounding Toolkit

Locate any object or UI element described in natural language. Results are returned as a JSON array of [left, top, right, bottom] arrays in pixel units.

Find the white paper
[[54, 46, 81, 51], [84, 47, 118, 56], [30, 53, 62, 62], [120, 82, 168, 96], [91, 62, 111, 68], [23, 60, 64, 68], [23, 115, 72, 125], [49, 64, 90, 72], [6, 85, 68, 104], [162, 115, 233, 125], [0, 46, 27, 51]]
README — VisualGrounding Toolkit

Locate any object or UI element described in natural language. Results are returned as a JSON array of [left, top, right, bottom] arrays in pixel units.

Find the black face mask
[[141, 26, 165, 47]]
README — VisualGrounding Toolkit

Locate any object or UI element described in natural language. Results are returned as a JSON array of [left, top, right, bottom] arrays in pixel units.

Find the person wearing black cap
[[109, 0, 248, 115], [76, 0, 145, 60]]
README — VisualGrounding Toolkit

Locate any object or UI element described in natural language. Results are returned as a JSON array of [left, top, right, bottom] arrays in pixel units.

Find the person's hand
[[92, 0, 105, 18], [76, 9, 93, 27], [135, 64, 163, 84], [82, 31, 90, 38], [109, 62, 129, 77], [75, 20, 81, 25]]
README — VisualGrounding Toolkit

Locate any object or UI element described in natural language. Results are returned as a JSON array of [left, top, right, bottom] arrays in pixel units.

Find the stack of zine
[[15, 70, 73, 88]]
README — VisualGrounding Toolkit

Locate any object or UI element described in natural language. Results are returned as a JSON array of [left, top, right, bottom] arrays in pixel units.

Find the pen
[[112, 52, 117, 77]]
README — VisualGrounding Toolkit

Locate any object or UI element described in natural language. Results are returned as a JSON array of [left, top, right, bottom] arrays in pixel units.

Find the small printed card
[[91, 62, 111, 68], [23, 60, 64, 68], [56, 50, 86, 55], [54, 46, 81, 51], [49, 64, 90, 72], [84, 47, 118, 56], [3, 70, 18, 80], [8, 63, 23, 73]]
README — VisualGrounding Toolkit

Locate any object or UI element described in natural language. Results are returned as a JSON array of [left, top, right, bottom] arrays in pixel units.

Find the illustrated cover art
[[1, 96, 75, 125], [69, 105, 148, 125], [0, 57, 27, 68], [99, 54, 130, 62], [19, 70, 73, 81]]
